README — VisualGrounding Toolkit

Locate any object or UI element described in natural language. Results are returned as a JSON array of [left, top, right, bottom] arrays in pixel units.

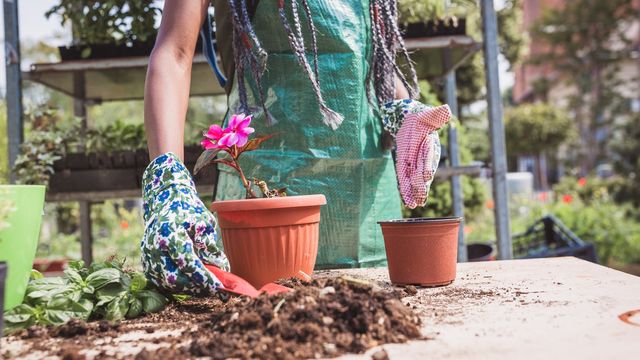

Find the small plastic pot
[[379, 217, 462, 287], [211, 195, 326, 288]]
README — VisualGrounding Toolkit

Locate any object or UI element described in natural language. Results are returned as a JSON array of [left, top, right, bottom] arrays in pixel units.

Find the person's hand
[[394, 104, 451, 208], [141, 153, 229, 295]]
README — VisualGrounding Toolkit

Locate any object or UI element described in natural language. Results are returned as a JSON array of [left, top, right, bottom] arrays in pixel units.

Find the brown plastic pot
[[211, 194, 326, 288], [379, 217, 462, 287]]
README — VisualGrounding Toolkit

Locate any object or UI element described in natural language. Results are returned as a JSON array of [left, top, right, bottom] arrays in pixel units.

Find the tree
[[610, 112, 640, 208], [399, 0, 525, 109], [504, 103, 573, 189], [529, 0, 639, 174]]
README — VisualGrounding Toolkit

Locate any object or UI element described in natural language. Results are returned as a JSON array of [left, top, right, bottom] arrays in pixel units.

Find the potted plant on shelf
[[45, 0, 161, 60], [195, 113, 326, 288], [0, 186, 46, 311], [13, 108, 212, 196]]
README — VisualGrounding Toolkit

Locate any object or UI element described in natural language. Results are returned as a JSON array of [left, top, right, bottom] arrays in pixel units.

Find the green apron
[[213, 0, 401, 268]]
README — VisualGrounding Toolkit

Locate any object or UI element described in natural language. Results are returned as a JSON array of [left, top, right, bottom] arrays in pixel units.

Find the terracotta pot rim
[[378, 216, 463, 225], [211, 194, 326, 212]]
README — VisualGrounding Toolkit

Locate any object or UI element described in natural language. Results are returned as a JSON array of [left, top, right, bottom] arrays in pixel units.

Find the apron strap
[[200, 9, 227, 87]]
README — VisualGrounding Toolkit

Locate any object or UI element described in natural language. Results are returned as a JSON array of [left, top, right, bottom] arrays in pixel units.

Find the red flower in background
[[578, 177, 587, 187], [562, 194, 573, 204], [538, 192, 548, 202], [485, 199, 494, 209], [119, 220, 129, 230]]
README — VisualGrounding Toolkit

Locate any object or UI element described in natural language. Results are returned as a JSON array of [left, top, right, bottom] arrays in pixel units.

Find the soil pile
[[3, 277, 424, 360], [183, 277, 423, 359]]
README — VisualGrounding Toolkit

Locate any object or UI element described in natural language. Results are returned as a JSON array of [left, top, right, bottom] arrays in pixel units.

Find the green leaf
[[64, 267, 84, 285], [105, 294, 130, 321], [68, 260, 85, 271], [129, 272, 147, 293], [30, 269, 44, 280], [194, 148, 223, 175], [95, 283, 128, 307], [86, 268, 121, 290], [3, 304, 36, 334], [126, 298, 143, 319], [4, 304, 36, 322], [137, 290, 168, 314], [25, 277, 68, 305], [40, 298, 93, 326], [171, 294, 190, 302], [80, 47, 92, 59], [27, 276, 65, 293]]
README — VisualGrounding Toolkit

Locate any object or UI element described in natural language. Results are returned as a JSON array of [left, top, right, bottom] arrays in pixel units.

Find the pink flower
[[201, 124, 225, 150], [578, 177, 587, 187], [219, 113, 255, 147]]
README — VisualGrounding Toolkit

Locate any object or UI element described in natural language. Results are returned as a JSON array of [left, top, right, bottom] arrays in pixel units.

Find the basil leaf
[[42, 309, 72, 325], [26, 278, 70, 306], [129, 272, 147, 293], [26, 276, 65, 294], [4, 304, 36, 322], [105, 294, 130, 321], [49, 287, 83, 303], [86, 268, 121, 290], [64, 267, 84, 285], [68, 260, 90, 278], [30, 269, 44, 280], [95, 283, 128, 308], [126, 298, 143, 319], [137, 290, 168, 314], [3, 304, 37, 334]]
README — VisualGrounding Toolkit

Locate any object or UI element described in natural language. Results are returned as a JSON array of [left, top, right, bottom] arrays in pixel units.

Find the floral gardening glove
[[141, 153, 229, 295], [382, 100, 451, 209]]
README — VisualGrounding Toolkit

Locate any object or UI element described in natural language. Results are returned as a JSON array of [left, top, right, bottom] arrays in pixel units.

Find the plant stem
[[233, 158, 257, 199]]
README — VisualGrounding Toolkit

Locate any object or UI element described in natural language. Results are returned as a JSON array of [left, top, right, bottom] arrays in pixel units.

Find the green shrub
[[465, 193, 640, 265]]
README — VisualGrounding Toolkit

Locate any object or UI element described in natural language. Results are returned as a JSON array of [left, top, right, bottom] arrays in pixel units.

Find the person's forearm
[[144, 48, 193, 160], [144, 0, 208, 161]]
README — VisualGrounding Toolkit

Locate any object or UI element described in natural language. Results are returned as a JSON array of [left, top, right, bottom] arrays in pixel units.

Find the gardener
[[142, 0, 428, 294]]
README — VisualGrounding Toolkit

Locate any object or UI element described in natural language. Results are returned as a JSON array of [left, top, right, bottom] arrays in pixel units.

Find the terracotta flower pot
[[379, 217, 462, 286], [33, 258, 69, 276], [211, 194, 326, 288]]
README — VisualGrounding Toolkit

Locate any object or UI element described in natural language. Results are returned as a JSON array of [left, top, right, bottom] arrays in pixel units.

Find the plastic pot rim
[[378, 216, 463, 225], [211, 194, 327, 212]]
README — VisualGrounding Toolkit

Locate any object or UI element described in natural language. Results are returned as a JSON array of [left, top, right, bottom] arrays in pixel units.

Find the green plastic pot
[[0, 185, 46, 311]]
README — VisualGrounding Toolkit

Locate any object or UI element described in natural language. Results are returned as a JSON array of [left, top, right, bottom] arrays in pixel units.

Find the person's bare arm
[[144, 0, 209, 160], [395, 76, 410, 99]]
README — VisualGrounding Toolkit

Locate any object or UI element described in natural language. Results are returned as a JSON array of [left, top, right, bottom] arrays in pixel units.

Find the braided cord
[[278, 0, 343, 129]]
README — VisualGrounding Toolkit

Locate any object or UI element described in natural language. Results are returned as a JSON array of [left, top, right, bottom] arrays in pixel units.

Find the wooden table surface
[[338, 257, 640, 360], [2, 257, 638, 359]]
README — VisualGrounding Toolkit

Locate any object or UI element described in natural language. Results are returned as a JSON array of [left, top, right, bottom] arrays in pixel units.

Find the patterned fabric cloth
[[141, 153, 229, 295], [382, 100, 451, 209]]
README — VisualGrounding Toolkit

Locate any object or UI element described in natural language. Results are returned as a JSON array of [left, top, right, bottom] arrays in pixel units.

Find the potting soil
[[2, 277, 423, 359]]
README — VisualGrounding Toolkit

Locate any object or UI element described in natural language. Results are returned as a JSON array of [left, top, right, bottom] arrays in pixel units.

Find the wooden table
[[2, 257, 638, 359], [339, 257, 640, 359]]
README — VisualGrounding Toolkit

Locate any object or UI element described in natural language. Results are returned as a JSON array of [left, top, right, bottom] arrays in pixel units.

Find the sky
[[0, 0, 513, 97]]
